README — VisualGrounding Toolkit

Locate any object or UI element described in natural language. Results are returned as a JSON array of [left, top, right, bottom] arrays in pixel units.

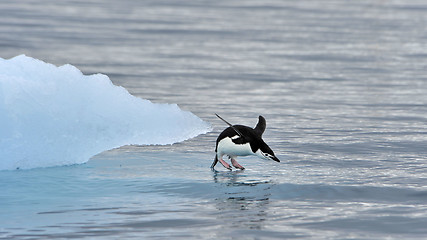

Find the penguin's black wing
[[215, 113, 243, 137], [254, 115, 266, 136]]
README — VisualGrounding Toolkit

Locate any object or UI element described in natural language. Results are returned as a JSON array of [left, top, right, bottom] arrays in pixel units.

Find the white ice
[[0, 55, 211, 170]]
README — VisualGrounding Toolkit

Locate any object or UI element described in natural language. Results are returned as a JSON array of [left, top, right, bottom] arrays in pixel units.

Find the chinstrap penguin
[[211, 114, 280, 170]]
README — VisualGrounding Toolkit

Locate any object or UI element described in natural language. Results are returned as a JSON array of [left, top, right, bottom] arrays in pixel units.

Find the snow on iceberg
[[0, 55, 211, 170]]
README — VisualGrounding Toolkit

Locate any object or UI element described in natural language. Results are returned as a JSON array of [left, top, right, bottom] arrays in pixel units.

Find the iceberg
[[0, 55, 211, 170]]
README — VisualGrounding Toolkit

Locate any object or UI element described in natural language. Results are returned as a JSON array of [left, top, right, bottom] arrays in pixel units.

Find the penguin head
[[255, 141, 280, 162]]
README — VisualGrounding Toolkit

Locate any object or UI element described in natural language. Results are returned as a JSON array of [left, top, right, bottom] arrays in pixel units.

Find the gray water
[[1, 0, 427, 239]]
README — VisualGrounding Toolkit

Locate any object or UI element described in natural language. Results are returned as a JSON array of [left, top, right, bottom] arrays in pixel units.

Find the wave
[[0, 55, 211, 170]]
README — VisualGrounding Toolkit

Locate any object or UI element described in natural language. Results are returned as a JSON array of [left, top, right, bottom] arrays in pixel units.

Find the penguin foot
[[219, 158, 232, 170], [231, 159, 245, 170]]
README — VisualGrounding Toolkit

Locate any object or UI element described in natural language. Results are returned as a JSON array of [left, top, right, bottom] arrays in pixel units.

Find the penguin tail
[[210, 155, 218, 169]]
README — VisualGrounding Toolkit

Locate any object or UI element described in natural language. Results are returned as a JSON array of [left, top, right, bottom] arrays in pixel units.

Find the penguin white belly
[[217, 137, 253, 157]]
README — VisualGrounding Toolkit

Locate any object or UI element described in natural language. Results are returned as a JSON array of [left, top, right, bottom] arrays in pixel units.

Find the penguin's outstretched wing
[[215, 113, 243, 138], [254, 115, 266, 136]]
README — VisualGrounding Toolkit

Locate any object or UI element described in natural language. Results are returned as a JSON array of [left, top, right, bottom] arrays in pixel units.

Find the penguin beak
[[269, 155, 280, 162]]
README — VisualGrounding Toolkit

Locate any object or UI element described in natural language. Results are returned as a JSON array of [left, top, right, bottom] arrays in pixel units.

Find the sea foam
[[0, 55, 211, 170]]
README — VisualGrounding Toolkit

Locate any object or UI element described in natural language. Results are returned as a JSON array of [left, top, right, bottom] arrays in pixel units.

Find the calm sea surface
[[1, 0, 427, 239]]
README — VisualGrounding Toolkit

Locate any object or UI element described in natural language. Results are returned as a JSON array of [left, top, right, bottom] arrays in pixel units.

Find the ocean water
[[1, 0, 427, 239]]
